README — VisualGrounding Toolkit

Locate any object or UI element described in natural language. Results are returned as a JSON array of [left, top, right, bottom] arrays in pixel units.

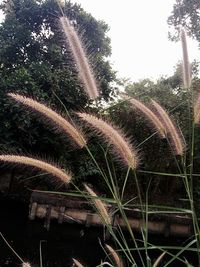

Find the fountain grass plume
[[84, 184, 111, 225], [8, 93, 86, 148], [180, 28, 191, 88], [153, 252, 166, 267], [77, 112, 139, 169], [194, 91, 200, 124], [22, 263, 31, 267], [126, 97, 166, 138], [105, 244, 124, 267], [59, 16, 99, 100], [0, 155, 72, 184], [72, 258, 84, 267], [151, 100, 185, 155]]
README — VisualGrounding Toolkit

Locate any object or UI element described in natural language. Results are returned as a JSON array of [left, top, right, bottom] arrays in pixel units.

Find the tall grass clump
[[1, 2, 200, 267]]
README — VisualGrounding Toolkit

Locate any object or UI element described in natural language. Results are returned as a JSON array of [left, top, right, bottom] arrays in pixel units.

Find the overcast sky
[[0, 1, 199, 82], [70, 0, 199, 82]]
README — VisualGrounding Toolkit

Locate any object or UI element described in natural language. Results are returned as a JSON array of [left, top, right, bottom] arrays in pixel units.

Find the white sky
[[0, 1, 199, 82], [70, 0, 200, 82]]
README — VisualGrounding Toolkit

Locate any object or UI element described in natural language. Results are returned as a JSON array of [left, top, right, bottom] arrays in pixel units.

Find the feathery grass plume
[[153, 252, 166, 267], [105, 244, 124, 267], [22, 263, 31, 267], [180, 27, 191, 88], [193, 91, 200, 124], [126, 96, 166, 138], [0, 155, 72, 184], [8, 93, 86, 148], [84, 184, 111, 225], [77, 112, 139, 169], [59, 16, 99, 100], [72, 258, 84, 267], [151, 100, 185, 155]]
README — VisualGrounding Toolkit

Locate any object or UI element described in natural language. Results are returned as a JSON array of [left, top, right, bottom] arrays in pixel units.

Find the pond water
[[0, 195, 198, 267]]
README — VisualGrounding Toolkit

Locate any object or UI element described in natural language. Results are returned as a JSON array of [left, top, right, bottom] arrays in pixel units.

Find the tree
[[0, 0, 116, 174], [168, 0, 200, 44]]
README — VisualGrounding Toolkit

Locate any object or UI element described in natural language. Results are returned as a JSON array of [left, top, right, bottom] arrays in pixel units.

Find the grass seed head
[[0, 155, 72, 184], [126, 96, 166, 138], [22, 263, 31, 267], [84, 184, 111, 225], [105, 244, 124, 267], [59, 16, 99, 100], [8, 93, 87, 148], [72, 258, 84, 267], [151, 100, 185, 155], [180, 28, 191, 88], [77, 112, 139, 169], [194, 91, 200, 124]]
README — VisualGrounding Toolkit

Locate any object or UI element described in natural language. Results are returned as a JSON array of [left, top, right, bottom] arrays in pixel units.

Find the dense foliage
[[0, 0, 116, 181], [168, 0, 200, 44], [106, 64, 200, 203]]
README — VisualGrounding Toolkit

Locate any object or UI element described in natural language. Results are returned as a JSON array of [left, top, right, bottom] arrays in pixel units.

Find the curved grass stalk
[[121, 167, 131, 200], [163, 238, 197, 267], [0, 232, 31, 267], [84, 146, 144, 266]]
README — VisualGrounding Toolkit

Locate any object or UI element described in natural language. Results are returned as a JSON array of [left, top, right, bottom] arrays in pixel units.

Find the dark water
[[0, 196, 198, 267]]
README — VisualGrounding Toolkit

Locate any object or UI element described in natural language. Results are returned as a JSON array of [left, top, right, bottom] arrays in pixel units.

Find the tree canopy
[[0, 0, 116, 159], [168, 0, 200, 44], [106, 64, 200, 201]]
